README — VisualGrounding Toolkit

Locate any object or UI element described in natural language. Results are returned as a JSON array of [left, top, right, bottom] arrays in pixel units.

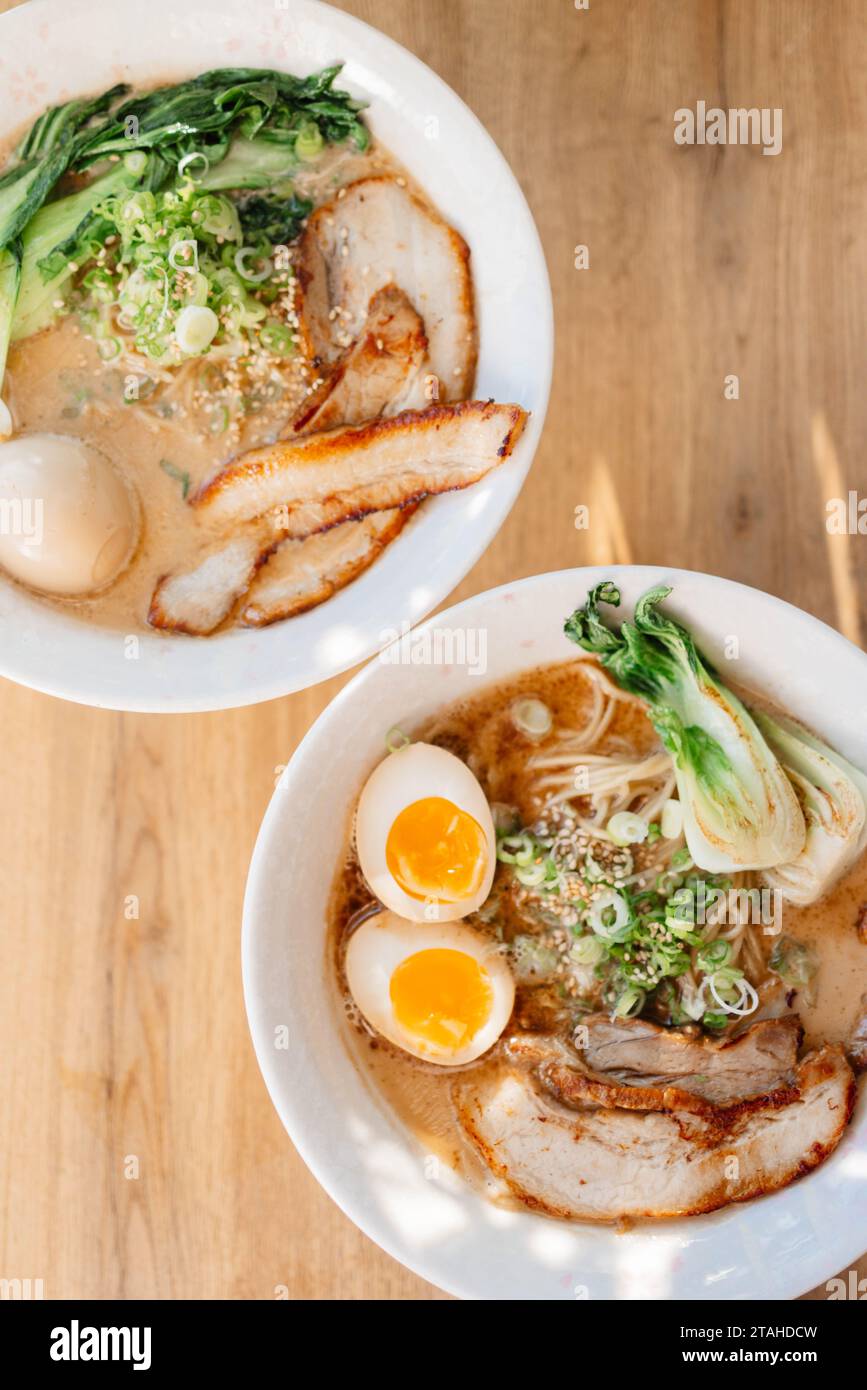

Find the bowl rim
[[0, 0, 553, 712], [243, 563, 867, 1300]]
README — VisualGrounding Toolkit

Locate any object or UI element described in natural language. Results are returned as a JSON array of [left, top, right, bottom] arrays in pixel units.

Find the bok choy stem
[[10, 161, 140, 345], [0, 241, 21, 397], [564, 583, 807, 873], [753, 708, 867, 904]]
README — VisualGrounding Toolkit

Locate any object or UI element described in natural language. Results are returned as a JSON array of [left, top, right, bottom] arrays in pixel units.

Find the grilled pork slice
[[149, 289, 427, 635], [149, 528, 276, 635], [296, 175, 477, 401], [284, 284, 427, 436], [578, 1013, 802, 1105], [191, 400, 527, 532], [240, 507, 415, 627], [454, 1047, 855, 1222], [506, 1028, 801, 1118]]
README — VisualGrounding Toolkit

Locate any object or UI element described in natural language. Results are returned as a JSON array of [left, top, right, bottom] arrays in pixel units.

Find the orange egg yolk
[[389, 948, 493, 1051], [385, 796, 488, 903]]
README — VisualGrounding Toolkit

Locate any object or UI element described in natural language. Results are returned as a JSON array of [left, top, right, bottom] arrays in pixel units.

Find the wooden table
[[1, 0, 864, 1301]]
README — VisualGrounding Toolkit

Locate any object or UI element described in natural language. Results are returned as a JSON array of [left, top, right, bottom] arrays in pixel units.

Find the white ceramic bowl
[[243, 566, 867, 1300], [0, 0, 551, 711]]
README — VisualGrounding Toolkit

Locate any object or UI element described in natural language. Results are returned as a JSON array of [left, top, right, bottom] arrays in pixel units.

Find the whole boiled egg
[[355, 742, 496, 921], [345, 910, 515, 1065], [0, 433, 140, 596]]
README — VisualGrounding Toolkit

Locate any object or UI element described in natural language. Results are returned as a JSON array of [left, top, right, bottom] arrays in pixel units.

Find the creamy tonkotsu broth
[[0, 134, 413, 631], [330, 655, 866, 1221], [0, 67, 512, 638]]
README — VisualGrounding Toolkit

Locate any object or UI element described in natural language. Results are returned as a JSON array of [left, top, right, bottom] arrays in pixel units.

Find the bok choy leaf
[[0, 241, 21, 401], [71, 66, 368, 175], [197, 137, 298, 192], [0, 84, 127, 251], [564, 583, 806, 873], [753, 709, 867, 905]]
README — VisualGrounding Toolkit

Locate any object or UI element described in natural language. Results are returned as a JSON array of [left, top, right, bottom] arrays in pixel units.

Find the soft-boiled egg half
[[355, 742, 496, 921], [0, 433, 139, 596], [345, 911, 515, 1065]]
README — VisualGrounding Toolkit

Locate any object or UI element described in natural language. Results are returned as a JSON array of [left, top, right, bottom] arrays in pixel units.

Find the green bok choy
[[753, 710, 867, 905], [0, 244, 20, 391], [0, 65, 367, 403], [564, 583, 806, 873]]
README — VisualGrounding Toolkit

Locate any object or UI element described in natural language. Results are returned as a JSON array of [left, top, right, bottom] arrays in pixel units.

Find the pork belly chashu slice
[[149, 286, 427, 635], [191, 399, 528, 530], [454, 1046, 855, 1222], [576, 1013, 803, 1105], [295, 175, 477, 401], [237, 284, 425, 626], [506, 1018, 803, 1117], [239, 506, 415, 627], [284, 283, 428, 436]]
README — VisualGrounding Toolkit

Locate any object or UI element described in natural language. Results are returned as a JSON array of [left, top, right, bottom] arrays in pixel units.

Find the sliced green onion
[[169, 239, 199, 271], [515, 860, 550, 888], [510, 934, 559, 982], [570, 934, 607, 966], [124, 150, 148, 176], [174, 304, 219, 354], [670, 846, 693, 869], [702, 1011, 729, 1030], [696, 938, 731, 971], [584, 849, 609, 882], [588, 888, 631, 940], [606, 811, 648, 847], [511, 697, 552, 741], [497, 833, 534, 866], [613, 986, 646, 1019], [385, 726, 410, 753], [97, 337, 122, 361], [259, 319, 295, 355], [769, 936, 818, 988], [656, 870, 683, 895], [234, 246, 273, 284], [178, 151, 210, 181], [703, 970, 758, 1018]]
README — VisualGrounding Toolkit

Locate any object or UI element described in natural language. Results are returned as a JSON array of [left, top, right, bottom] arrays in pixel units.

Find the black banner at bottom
[[6, 1296, 860, 1374]]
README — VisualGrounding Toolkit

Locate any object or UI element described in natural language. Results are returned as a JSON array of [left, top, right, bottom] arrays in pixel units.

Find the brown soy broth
[[330, 657, 867, 1200], [329, 659, 656, 1187]]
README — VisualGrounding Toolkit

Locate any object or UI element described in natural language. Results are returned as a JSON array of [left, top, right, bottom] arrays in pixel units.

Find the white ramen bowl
[[244, 566, 867, 1300], [0, 0, 551, 711]]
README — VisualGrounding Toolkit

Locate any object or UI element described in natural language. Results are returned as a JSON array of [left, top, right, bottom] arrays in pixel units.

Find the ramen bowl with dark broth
[[244, 567, 867, 1300], [0, 0, 550, 710]]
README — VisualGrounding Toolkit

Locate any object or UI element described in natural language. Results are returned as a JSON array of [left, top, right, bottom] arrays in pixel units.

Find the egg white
[[345, 910, 515, 1066], [355, 742, 496, 921], [0, 433, 139, 596]]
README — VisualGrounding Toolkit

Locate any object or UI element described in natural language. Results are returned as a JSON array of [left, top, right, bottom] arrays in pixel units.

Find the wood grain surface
[[0, 0, 864, 1301]]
